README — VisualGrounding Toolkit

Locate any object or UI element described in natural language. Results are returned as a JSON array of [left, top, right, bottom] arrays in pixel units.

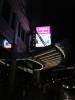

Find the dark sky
[[27, 0, 74, 41], [26, 0, 74, 42], [41, 5, 75, 63], [26, 0, 75, 63], [41, 4, 75, 63]]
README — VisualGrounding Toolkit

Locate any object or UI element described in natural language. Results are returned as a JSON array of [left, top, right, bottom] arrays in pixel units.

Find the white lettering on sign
[[36, 26, 50, 34]]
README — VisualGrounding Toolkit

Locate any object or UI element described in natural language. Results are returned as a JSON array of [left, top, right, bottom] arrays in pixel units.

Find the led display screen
[[35, 26, 51, 47]]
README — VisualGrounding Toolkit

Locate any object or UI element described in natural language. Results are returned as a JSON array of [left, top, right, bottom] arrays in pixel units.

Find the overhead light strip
[[39, 52, 60, 59], [43, 62, 59, 69], [34, 49, 57, 58], [40, 54, 61, 60], [41, 57, 62, 62], [55, 44, 65, 58], [43, 55, 61, 60], [43, 60, 61, 66], [42, 59, 61, 64], [27, 59, 44, 70], [0, 60, 6, 65]]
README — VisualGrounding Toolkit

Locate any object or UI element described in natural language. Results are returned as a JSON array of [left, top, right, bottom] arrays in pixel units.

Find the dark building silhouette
[[0, 0, 30, 53]]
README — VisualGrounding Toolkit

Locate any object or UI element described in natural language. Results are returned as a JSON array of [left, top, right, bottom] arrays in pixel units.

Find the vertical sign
[[36, 26, 51, 47]]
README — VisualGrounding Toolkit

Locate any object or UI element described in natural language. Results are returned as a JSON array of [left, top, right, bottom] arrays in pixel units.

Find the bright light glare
[[3, 40, 12, 48]]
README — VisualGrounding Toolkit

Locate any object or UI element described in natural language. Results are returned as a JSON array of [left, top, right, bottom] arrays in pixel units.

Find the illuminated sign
[[35, 26, 51, 47], [3, 40, 12, 48], [36, 26, 50, 34]]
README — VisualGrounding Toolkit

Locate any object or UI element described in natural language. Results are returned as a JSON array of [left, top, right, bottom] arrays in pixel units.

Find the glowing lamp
[[3, 40, 12, 48]]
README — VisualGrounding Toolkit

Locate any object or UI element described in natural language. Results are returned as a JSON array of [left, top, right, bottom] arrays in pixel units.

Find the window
[[21, 28, 25, 41], [18, 23, 21, 37], [2, 0, 11, 23]]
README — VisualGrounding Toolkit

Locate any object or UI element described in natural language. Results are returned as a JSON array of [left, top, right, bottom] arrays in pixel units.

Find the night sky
[[41, 5, 73, 40], [41, 2, 75, 61], [26, 0, 75, 63], [27, 0, 74, 42]]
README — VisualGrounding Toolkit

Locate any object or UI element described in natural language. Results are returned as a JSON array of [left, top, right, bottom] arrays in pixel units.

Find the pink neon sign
[[35, 26, 51, 47], [36, 26, 50, 34]]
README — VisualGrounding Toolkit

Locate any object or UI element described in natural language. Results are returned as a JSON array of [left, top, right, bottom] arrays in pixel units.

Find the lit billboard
[[35, 26, 51, 47]]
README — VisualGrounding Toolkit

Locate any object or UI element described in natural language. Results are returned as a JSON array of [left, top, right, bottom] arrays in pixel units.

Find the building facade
[[0, 0, 30, 52]]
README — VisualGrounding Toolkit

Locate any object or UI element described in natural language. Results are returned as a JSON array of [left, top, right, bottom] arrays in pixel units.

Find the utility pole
[[8, 16, 17, 100], [8, 43, 16, 100]]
